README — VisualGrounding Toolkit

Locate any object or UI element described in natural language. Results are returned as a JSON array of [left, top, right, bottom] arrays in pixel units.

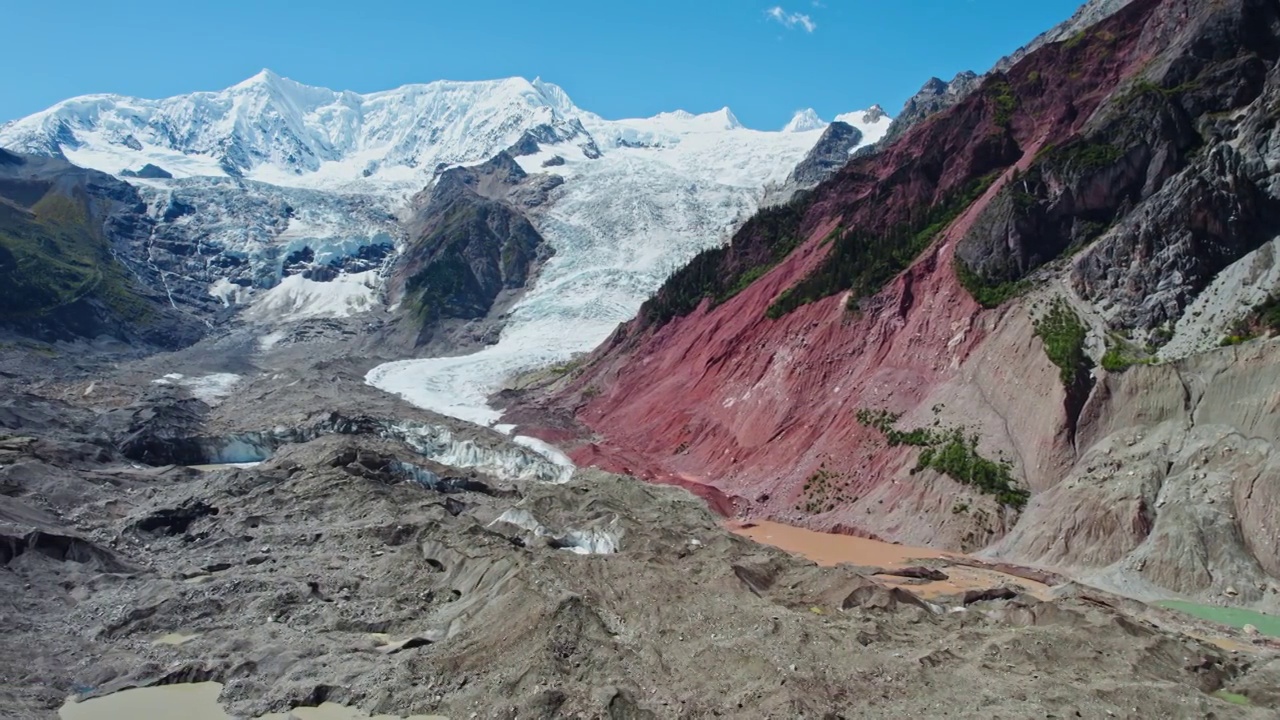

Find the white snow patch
[[209, 278, 251, 308], [63, 139, 230, 179], [783, 108, 827, 133], [247, 270, 380, 322], [257, 330, 287, 352], [835, 106, 893, 150]]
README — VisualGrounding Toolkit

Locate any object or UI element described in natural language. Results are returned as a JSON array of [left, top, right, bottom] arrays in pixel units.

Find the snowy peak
[[232, 68, 284, 90], [862, 104, 888, 123], [644, 107, 742, 131], [0, 71, 590, 189], [783, 108, 827, 133], [713, 107, 744, 131]]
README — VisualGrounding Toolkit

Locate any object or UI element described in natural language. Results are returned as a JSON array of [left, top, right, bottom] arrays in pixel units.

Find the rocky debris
[[843, 584, 938, 613], [131, 500, 219, 536], [0, 435, 36, 462], [326, 445, 400, 482], [961, 587, 1020, 605], [0, 529, 130, 571], [875, 566, 949, 582], [120, 163, 173, 179], [117, 396, 210, 465]]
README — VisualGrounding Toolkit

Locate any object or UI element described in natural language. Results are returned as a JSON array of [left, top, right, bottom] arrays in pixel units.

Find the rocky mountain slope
[[527, 0, 1280, 613], [0, 148, 203, 347], [876, 0, 1137, 148], [389, 152, 559, 351]]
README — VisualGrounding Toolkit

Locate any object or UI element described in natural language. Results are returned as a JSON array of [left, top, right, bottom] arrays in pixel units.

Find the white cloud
[[766, 6, 817, 33]]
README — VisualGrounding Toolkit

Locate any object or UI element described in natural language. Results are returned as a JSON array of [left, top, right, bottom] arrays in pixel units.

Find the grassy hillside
[[0, 189, 152, 323]]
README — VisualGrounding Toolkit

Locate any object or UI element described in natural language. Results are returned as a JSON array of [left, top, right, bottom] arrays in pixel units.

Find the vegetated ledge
[[1033, 297, 1093, 390], [856, 409, 1030, 510], [638, 196, 809, 328], [766, 172, 1000, 319]]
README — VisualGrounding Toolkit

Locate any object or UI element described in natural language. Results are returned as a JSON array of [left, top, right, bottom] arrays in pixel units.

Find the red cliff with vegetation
[[522, 0, 1280, 610]]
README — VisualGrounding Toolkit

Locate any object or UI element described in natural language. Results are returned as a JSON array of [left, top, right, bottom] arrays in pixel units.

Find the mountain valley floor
[[2, 323, 1278, 719]]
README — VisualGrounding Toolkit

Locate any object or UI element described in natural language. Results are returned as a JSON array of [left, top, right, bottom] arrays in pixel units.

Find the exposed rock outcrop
[[876, 71, 980, 149], [762, 121, 863, 206], [119, 163, 173, 179], [390, 152, 558, 349], [875, 0, 1138, 149]]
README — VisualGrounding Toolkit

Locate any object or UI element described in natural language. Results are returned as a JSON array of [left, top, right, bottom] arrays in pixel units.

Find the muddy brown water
[[731, 520, 1053, 600]]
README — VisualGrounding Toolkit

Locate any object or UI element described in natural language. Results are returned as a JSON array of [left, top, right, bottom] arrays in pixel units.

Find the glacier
[[365, 99, 887, 427], [0, 70, 887, 432]]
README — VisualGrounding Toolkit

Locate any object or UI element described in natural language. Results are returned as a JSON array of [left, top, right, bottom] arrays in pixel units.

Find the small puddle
[[153, 631, 200, 646], [59, 682, 449, 720], [60, 682, 229, 720]]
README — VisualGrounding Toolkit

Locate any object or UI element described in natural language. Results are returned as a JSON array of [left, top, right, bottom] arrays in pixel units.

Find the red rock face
[[545, 0, 1192, 547]]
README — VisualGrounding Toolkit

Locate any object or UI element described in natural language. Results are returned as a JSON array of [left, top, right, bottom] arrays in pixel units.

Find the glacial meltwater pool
[[1159, 600, 1280, 637], [58, 681, 449, 720]]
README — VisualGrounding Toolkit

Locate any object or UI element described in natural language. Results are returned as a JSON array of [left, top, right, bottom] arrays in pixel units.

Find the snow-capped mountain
[[0, 71, 595, 191], [779, 106, 892, 145], [0, 71, 885, 193], [1, 71, 888, 426], [783, 109, 828, 133]]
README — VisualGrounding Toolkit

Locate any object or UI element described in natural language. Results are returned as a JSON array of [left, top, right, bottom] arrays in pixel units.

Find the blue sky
[[3, 0, 1083, 129]]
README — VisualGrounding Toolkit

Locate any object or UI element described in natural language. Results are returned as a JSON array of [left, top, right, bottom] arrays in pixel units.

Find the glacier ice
[[365, 100, 856, 427], [491, 508, 620, 555]]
